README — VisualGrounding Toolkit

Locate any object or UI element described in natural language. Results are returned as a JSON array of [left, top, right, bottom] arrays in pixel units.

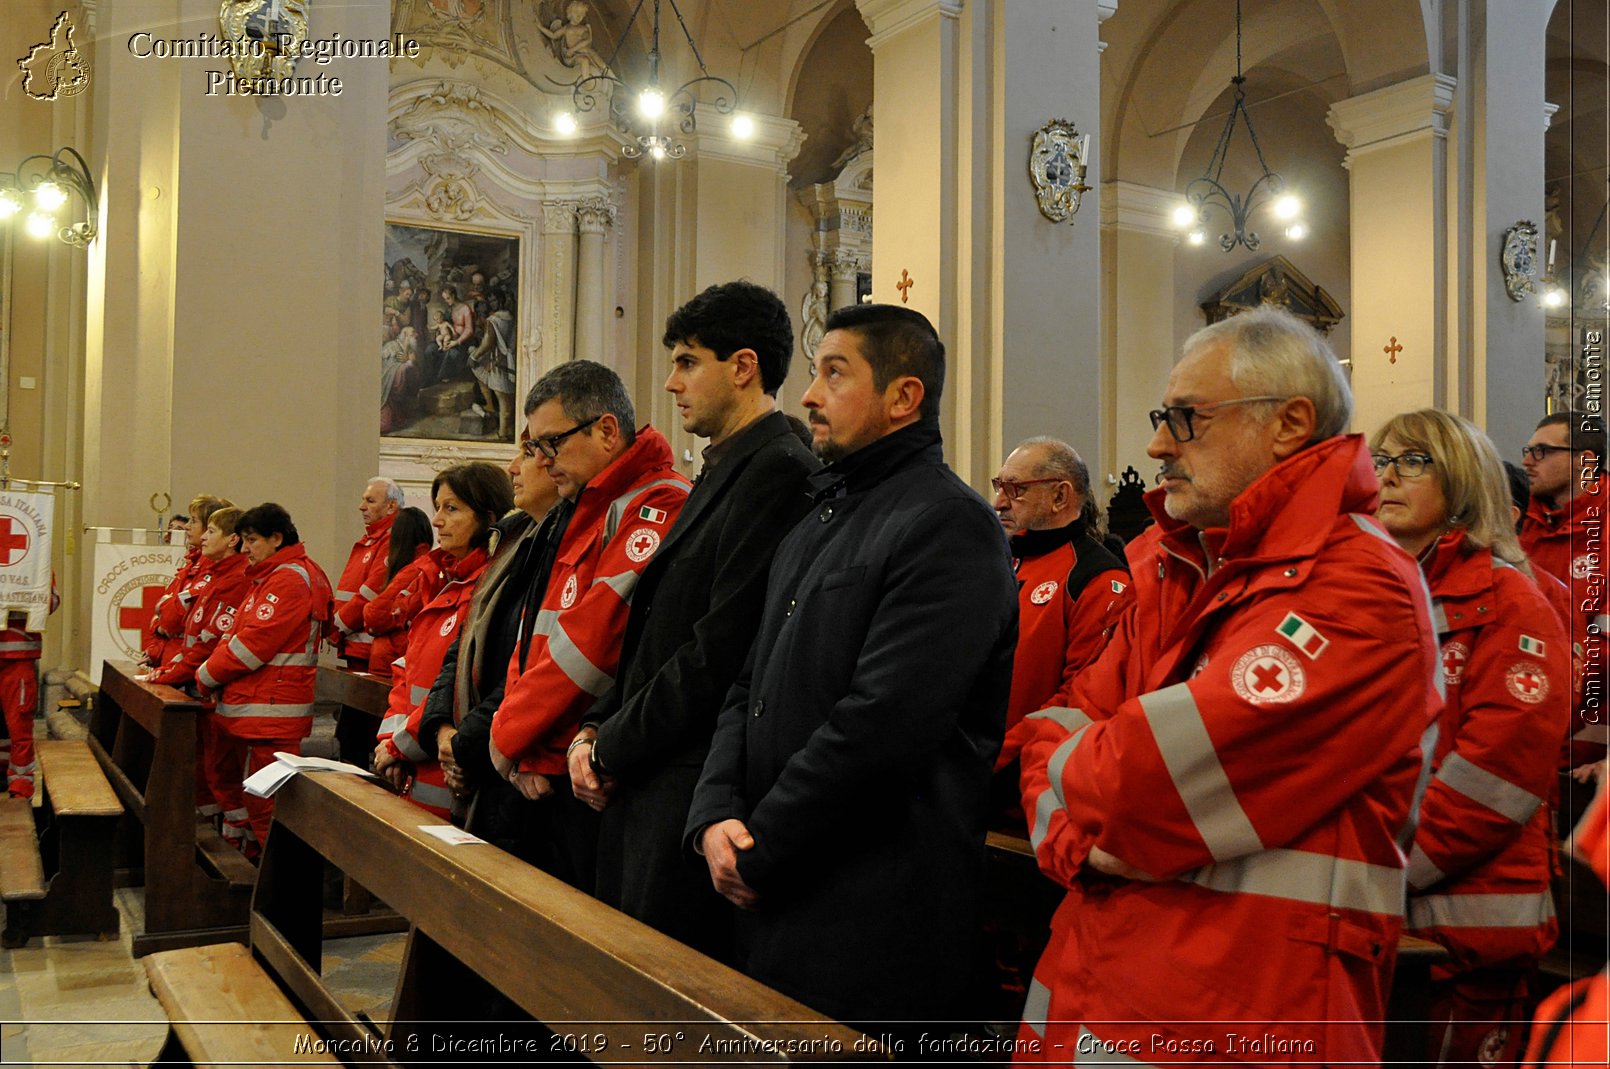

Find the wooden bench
[[0, 795, 45, 941], [315, 666, 393, 917], [145, 941, 340, 1066], [0, 739, 124, 946], [174, 770, 881, 1065]]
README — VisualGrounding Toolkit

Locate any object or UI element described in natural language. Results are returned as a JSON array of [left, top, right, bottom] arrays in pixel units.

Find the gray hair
[[1015, 436, 1104, 537], [367, 477, 404, 506], [1182, 305, 1352, 441], [524, 360, 637, 446]]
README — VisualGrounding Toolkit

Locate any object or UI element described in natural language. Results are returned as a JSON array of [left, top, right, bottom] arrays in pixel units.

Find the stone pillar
[[574, 196, 615, 363], [828, 249, 864, 313], [542, 201, 578, 366], [1327, 74, 1455, 437], [77, 0, 387, 666]]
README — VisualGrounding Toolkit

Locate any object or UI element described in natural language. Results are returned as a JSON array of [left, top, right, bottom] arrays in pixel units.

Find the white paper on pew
[[243, 751, 383, 798], [417, 824, 487, 846]]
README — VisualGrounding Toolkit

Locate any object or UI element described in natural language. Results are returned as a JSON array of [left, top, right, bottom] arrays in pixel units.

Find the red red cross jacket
[[1009, 435, 1442, 1066], [143, 546, 200, 667], [147, 552, 251, 695], [0, 574, 59, 662], [376, 547, 488, 818], [362, 545, 439, 678], [1405, 531, 1567, 972], [491, 428, 690, 776], [198, 543, 333, 740], [999, 523, 1130, 769], [331, 513, 394, 667], [1521, 479, 1607, 764]]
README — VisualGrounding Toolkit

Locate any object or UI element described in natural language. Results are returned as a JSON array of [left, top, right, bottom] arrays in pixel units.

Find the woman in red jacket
[[142, 494, 232, 669], [373, 462, 512, 819], [1372, 409, 1570, 1067], [362, 506, 436, 679], [197, 503, 333, 857]]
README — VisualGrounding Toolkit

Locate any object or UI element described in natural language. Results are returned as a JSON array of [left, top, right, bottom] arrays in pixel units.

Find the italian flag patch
[[638, 505, 668, 524], [1276, 612, 1329, 660], [1519, 634, 1546, 657]]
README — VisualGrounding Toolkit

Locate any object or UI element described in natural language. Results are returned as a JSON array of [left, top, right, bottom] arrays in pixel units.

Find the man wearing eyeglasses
[[1010, 305, 1440, 1065], [990, 439, 1128, 797], [488, 360, 690, 892], [1520, 410, 1606, 767]]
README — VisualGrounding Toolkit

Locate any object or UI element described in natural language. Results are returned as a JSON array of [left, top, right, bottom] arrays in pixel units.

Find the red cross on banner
[[0, 517, 29, 565], [118, 585, 166, 633]]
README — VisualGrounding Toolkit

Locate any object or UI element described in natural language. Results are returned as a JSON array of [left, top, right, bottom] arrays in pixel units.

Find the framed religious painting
[[382, 222, 520, 442]]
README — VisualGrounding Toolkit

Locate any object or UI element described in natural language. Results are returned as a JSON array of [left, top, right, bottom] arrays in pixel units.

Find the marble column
[[828, 249, 864, 313], [574, 196, 616, 363], [542, 201, 578, 366]]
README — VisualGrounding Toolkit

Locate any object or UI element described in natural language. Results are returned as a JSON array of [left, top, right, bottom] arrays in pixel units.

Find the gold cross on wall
[[1383, 336, 1403, 364], [896, 269, 914, 304]]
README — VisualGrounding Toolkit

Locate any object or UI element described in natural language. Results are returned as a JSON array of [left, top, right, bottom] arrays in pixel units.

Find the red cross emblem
[[1231, 644, 1306, 705], [1505, 662, 1549, 705], [0, 517, 30, 566], [118, 585, 167, 633], [1442, 641, 1468, 685], [1251, 662, 1286, 692], [624, 527, 661, 563]]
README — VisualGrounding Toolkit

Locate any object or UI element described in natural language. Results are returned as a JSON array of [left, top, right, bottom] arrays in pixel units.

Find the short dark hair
[[823, 303, 945, 420], [385, 507, 434, 580], [1502, 460, 1530, 534], [523, 360, 637, 446], [661, 281, 793, 396], [1537, 410, 1605, 476], [432, 461, 515, 551], [237, 503, 299, 547]]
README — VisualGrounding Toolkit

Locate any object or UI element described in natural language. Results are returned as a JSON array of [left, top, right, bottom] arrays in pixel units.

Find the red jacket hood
[[1524, 475, 1604, 534], [571, 426, 680, 528], [362, 511, 397, 541]]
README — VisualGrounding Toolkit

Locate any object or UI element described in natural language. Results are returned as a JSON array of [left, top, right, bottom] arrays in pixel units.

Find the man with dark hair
[[1521, 411, 1607, 766], [567, 281, 819, 959], [489, 360, 689, 891], [685, 304, 1018, 1030]]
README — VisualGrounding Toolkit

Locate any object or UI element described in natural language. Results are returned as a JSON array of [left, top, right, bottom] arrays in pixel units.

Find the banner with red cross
[[89, 532, 185, 670], [0, 491, 54, 630]]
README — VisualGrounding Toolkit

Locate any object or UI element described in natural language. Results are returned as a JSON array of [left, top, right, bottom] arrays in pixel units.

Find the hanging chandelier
[[0, 147, 96, 247], [556, 0, 750, 161], [1171, 0, 1303, 251]]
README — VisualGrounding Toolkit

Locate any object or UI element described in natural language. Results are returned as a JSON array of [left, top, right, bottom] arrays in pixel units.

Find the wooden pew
[[315, 666, 392, 915], [149, 770, 880, 1066], [87, 659, 256, 955], [0, 796, 45, 943], [0, 740, 123, 946]]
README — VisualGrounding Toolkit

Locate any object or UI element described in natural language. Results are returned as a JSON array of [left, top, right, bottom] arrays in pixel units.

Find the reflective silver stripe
[[1027, 706, 1094, 733], [1140, 683, 1262, 861], [1574, 722, 1610, 744], [379, 713, 409, 735], [1351, 513, 1444, 703], [392, 728, 429, 763], [269, 652, 318, 667], [359, 584, 380, 600], [228, 635, 264, 671], [183, 635, 199, 648], [196, 663, 221, 690], [591, 570, 640, 605], [276, 563, 311, 587], [1181, 848, 1405, 917], [214, 702, 314, 719], [1430, 599, 1450, 635], [1022, 977, 1050, 1038], [1595, 614, 1609, 633], [1408, 890, 1556, 930], [546, 620, 613, 697], [1076, 1028, 1156, 1066], [333, 615, 353, 634], [0, 641, 41, 652], [8, 761, 36, 774], [1405, 843, 1446, 891], [1029, 788, 1059, 853], [410, 684, 430, 706], [1047, 726, 1090, 811], [199, 630, 217, 643], [347, 632, 375, 644], [224, 807, 249, 822], [1399, 720, 1439, 851], [197, 803, 221, 817], [221, 824, 244, 841], [408, 779, 454, 810], [335, 590, 355, 601], [1436, 752, 1542, 826], [602, 478, 688, 542], [532, 609, 559, 637]]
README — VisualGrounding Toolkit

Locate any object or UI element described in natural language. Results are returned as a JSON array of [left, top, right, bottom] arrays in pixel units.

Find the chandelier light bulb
[[1171, 204, 1198, 229], [34, 182, 67, 212], [730, 114, 755, 140], [0, 190, 20, 218], [638, 89, 666, 120], [1187, 229, 1207, 247], [650, 142, 667, 161], [1272, 194, 1301, 221], [24, 212, 55, 239], [1542, 286, 1567, 309], [1284, 222, 1308, 240], [555, 111, 578, 136]]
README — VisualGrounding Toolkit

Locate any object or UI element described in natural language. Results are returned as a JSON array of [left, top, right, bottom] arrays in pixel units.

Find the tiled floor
[[0, 884, 406, 1067]]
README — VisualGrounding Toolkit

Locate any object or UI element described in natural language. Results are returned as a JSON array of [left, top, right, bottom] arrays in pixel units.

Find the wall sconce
[[0, 147, 97, 247]]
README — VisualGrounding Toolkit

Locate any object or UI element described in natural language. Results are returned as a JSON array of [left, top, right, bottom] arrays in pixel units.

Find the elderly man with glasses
[[488, 360, 690, 892], [1010, 305, 1441, 1065]]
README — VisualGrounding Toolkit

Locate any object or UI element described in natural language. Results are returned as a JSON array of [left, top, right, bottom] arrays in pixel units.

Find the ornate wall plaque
[[220, 0, 310, 81], [1500, 220, 1539, 302], [1028, 119, 1091, 223]]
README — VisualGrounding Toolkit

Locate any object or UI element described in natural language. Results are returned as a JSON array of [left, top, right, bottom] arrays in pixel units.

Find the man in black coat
[[567, 281, 819, 960], [685, 304, 1018, 1031]]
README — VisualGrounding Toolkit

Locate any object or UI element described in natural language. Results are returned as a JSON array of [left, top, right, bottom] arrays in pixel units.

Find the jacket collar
[[363, 512, 397, 540], [246, 541, 310, 580], [1146, 434, 1380, 569], [1421, 528, 1491, 599], [807, 418, 943, 499], [1525, 476, 1603, 533], [430, 545, 489, 582], [1010, 518, 1086, 560], [571, 426, 678, 525], [208, 552, 248, 580]]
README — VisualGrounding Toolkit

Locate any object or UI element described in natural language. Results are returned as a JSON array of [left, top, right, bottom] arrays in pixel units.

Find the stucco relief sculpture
[[1500, 220, 1539, 302], [830, 104, 874, 174], [539, 0, 607, 82], [220, 0, 310, 80], [1028, 118, 1091, 223], [800, 279, 828, 359]]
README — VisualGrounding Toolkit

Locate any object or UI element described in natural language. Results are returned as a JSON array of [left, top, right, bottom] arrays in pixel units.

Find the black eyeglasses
[[1372, 452, 1435, 479], [1520, 444, 1572, 462], [520, 415, 601, 460], [990, 477, 1062, 500], [1147, 395, 1288, 443]]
